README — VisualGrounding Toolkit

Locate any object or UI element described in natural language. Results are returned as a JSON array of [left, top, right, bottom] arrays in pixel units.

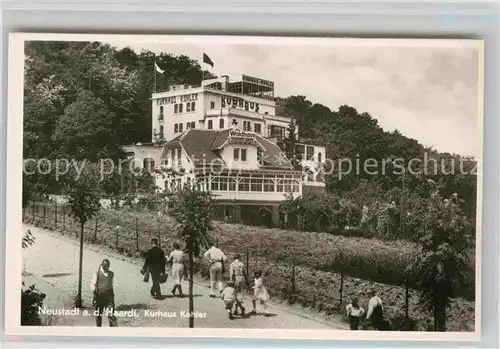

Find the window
[[211, 177, 229, 191], [318, 152, 322, 163], [243, 121, 251, 131], [208, 120, 213, 129], [186, 122, 191, 129], [159, 106, 164, 120], [174, 124, 179, 133], [264, 112, 269, 115], [250, 177, 262, 192], [210, 101, 215, 109], [186, 103, 191, 112], [228, 177, 237, 191], [191, 102, 196, 111], [179, 123, 184, 132], [191, 121, 196, 129], [268, 125, 286, 140], [219, 118, 224, 129], [238, 178, 250, 191], [177, 148, 182, 165], [174, 104, 178, 113], [179, 103, 183, 113], [307, 146, 314, 160], [233, 148, 239, 161], [263, 179, 275, 192], [159, 125, 164, 138], [254, 123, 262, 134], [171, 149, 176, 164], [241, 149, 247, 161]]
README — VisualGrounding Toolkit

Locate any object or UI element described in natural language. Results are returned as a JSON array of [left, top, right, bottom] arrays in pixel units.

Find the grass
[[25, 202, 475, 331]]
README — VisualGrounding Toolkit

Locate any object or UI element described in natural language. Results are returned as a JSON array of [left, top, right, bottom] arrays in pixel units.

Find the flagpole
[[202, 49, 205, 85], [153, 54, 157, 93]]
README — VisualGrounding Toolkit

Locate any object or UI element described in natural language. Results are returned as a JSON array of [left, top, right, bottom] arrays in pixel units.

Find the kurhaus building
[[122, 74, 326, 226]]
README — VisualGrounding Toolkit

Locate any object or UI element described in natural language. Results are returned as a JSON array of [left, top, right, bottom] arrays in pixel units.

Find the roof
[[161, 128, 293, 169]]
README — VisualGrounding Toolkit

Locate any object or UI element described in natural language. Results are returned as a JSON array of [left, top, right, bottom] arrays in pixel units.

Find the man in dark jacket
[[142, 238, 166, 299]]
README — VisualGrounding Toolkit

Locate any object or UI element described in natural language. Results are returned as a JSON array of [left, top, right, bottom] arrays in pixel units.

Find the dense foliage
[[24, 41, 214, 161]]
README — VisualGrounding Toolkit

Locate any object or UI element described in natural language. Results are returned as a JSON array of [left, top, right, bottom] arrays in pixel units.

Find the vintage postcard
[[5, 33, 483, 341]]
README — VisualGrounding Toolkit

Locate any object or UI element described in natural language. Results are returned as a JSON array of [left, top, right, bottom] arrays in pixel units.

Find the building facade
[[123, 74, 326, 226]]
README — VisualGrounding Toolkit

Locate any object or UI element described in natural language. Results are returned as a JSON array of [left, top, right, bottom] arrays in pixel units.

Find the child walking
[[220, 281, 237, 319], [250, 271, 270, 316], [345, 296, 365, 330]]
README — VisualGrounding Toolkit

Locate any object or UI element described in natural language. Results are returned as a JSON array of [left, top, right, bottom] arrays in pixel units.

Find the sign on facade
[[156, 93, 199, 105], [221, 96, 260, 113], [242, 75, 274, 88]]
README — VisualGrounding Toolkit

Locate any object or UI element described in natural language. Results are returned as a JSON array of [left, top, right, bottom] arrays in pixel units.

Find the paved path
[[22, 225, 346, 329]]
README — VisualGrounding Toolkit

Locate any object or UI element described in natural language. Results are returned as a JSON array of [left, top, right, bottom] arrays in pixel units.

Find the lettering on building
[[229, 130, 256, 138], [156, 93, 199, 105], [242, 75, 274, 88], [221, 97, 259, 113]]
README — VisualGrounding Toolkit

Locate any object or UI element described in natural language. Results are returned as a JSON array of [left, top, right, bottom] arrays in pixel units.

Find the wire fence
[[22, 199, 431, 330]]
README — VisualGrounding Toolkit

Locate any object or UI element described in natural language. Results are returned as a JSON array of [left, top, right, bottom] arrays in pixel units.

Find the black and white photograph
[[5, 34, 483, 340]]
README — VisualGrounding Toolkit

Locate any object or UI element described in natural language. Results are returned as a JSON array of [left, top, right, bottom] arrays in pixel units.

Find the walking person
[[142, 238, 166, 299], [167, 242, 186, 297], [220, 281, 237, 320], [203, 243, 227, 297], [229, 254, 247, 316], [366, 289, 386, 330], [250, 271, 270, 316], [346, 296, 365, 330], [90, 259, 117, 327]]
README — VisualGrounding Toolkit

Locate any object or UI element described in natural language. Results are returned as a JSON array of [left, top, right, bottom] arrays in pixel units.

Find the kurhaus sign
[[156, 93, 199, 105], [221, 96, 260, 113], [242, 75, 274, 88]]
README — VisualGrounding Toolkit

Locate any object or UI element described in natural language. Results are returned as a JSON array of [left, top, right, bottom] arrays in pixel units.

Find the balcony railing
[[204, 108, 268, 120]]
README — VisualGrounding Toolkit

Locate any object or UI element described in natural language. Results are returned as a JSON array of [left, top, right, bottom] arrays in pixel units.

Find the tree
[[53, 90, 121, 161], [409, 191, 472, 331], [63, 162, 101, 308], [168, 183, 215, 328], [283, 118, 301, 170]]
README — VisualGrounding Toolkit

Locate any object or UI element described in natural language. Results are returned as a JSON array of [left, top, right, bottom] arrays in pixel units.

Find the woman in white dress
[[167, 243, 186, 297]]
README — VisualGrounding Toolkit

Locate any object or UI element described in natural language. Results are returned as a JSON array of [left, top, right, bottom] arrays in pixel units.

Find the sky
[[106, 37, 482, 157]]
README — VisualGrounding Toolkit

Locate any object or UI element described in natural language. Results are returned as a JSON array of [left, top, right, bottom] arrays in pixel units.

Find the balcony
[[205, 108, 269, 120]]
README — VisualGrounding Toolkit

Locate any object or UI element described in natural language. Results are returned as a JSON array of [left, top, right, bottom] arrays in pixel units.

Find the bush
[[21, 283, 46, 326]]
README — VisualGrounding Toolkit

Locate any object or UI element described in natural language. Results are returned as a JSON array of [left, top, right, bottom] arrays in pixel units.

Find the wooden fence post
[[291, 262, 296, 294], [32, 198, 36, 223], [54, 201, 58, 229], [245, 249, 250, 281], [93, 216, 99, 242], [63, 205, 66, 231], [157, 221, 161, 249], [115, 226, 119, 247], [405, 279, 410, 321], [339, 270, 344, 307], [135, 218, 139, 251]]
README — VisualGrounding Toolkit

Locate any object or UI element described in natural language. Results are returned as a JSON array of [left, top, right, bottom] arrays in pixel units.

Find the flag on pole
[[203, 53, 214, 67], [155, 62, 164, 74]]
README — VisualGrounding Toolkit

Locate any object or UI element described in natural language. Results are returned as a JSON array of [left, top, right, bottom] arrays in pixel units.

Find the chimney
[[221, 75, 229, 91]]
